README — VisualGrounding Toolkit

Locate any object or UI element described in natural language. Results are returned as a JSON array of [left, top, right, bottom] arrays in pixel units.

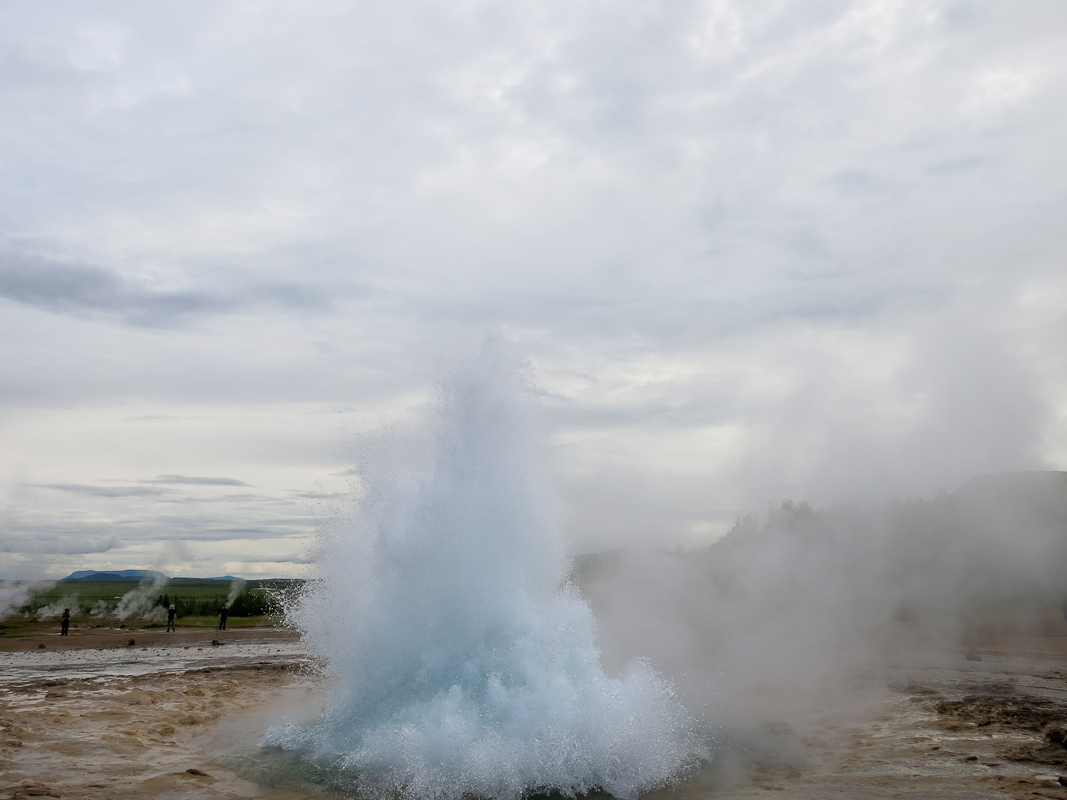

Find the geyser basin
[[262, 345, 703, 799]]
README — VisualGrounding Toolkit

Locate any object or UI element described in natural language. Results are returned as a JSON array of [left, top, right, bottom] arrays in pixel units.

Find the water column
[[263, 344, 703, 799]]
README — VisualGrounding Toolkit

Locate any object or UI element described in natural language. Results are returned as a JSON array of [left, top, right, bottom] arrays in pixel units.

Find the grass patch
[[0, 616, 49, 637], [14, 578, 301, 620]]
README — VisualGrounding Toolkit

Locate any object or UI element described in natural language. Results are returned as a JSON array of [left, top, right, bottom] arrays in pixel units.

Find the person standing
[[166, 604, 177, 632], [218, 605, 228, 631], [60, 608, 70, 636]]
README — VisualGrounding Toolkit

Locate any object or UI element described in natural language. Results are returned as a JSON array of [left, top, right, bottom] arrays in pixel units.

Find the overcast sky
[[1, 1, 1065, 578]]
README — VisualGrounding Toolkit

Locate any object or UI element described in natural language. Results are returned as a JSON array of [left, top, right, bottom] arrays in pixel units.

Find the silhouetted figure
[[218, 605, 228, 631], [166, 604, 176, 632], [60, 609, 70, 636]]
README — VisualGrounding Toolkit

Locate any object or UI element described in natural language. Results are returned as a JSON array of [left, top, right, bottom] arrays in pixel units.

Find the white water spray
[[263, 346, 703, 799]]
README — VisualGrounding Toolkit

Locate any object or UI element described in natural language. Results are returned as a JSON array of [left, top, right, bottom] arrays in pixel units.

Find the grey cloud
[[147, 528, 310, 542], [150, 493, 275, 505], [146, 474, 250, 486], [0, 532, 121, 555], [291, 491, 347, 501], [0, 1, 1064, 561], [6, 510, 310, 546], [0, 253, 231, 324], [203, 493, 277, 503], [0, 250, 340, 327], [35, 483, 170, 498], [249, 556, 314, 565], [106, 511, 312, 541], [925, 155, 990, 175]]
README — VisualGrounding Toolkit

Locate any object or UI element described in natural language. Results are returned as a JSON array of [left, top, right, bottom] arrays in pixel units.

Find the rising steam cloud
[[114, 574, 168, 622], [0, 580, 53, 619], [577, 471, 1067, 733]]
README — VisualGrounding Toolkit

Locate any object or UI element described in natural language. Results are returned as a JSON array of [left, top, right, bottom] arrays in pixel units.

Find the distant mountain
[[59, 570, 286, 583], [61, 569, 170, 582]]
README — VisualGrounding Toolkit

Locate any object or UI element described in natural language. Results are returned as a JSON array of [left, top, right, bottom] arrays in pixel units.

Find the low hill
[[61, 570, 170, 582]]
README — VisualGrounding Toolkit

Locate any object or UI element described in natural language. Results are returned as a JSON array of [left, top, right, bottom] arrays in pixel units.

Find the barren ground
[[5, 622, 1067, 799]]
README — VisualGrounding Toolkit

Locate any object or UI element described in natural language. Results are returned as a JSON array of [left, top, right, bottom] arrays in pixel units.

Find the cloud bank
[[0, 1, 1064, 573]]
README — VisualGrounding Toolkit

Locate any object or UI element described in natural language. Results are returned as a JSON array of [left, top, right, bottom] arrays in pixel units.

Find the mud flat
[[5, 626, 1067, 799], [0, 629, 321, 800], [662, 614, 1067, 800], [658, 652, 1067, 800]]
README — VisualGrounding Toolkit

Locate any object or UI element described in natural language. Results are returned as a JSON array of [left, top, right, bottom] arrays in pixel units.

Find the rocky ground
[[664, 656, 1067, 800]]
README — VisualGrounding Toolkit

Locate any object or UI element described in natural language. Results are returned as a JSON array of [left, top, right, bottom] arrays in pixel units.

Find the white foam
[[262, 344, 703, 799]]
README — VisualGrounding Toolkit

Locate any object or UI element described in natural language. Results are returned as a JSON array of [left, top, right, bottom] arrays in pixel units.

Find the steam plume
[[226, 579, 245, 608], [115, 574, 168, 622], [0, 580, 53, 619]]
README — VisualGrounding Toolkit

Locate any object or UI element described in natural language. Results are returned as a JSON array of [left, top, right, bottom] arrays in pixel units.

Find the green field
[[3, 578, 304, 631]]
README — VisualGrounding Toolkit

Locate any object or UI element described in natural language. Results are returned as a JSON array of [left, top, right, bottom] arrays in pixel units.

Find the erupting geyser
[[262, 345, 703, 799]]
